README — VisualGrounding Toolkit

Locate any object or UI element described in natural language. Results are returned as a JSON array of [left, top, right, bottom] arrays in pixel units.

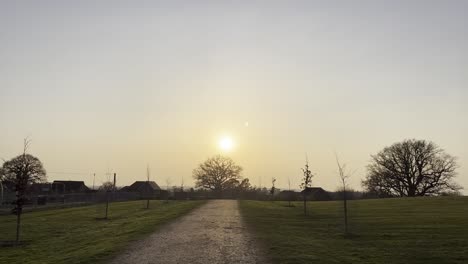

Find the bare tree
[[362, 139, 461, 197], [335, 153, 353, 235], [1, 138, 46, 244], [99, 181, 113, 219], [193, 155, 243, 197], [99, 174, 116, 219], [300, 156, 313, 216], [98, 181, 115, 192]]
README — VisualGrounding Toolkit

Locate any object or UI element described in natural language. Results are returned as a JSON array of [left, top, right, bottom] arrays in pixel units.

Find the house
[[52, 181, 90, 193], [300, 187, 331, 201], [123, 181, 161, 194]]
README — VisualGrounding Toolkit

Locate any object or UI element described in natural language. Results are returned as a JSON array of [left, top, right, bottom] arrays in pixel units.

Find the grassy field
[[0, 200, 204, 264], [240, 197, 468, 264]]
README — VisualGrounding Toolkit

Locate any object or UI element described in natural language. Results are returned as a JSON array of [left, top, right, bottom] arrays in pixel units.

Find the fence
[[0, 191, 161, 215]]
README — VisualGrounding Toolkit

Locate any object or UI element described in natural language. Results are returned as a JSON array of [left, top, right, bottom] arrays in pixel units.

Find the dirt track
[[110, 200, 268, 264]]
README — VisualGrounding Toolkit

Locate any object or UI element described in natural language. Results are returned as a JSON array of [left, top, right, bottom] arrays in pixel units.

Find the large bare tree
[[362, 139, 460, 197], [1, 139, 46, 244], [193, 155, 242, 195]]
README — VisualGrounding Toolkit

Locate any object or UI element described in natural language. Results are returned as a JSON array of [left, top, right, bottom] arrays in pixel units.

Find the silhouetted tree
[[193, 155, 243, 197], [362, 139, 461, 197], [98, 181, 115, 192], [1, 139, 46, 244], [238, 178, 251, 191], [270, 178, 276, 198], [300, 157, 313, 216]]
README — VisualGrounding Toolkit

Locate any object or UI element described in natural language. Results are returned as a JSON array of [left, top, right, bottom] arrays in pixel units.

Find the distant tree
[[300, 157, 314, 216], [362, 139, 461, 197], [331, 188, 363, 200], [270, 178, 276, 197], [1, 139, 46, 244], [193, 155, 243, 197], [439, 190, 462, 197], [238, 178, 251, 191], [335, 153, 353, 235], [98, 180, 115, 219], [231, 178, 251, 199], [99, 181, 115, 192]]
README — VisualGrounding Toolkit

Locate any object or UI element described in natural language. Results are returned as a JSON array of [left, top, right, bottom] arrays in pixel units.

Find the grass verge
[[240, 197, 468, 264], [0, 200, 204, 263]]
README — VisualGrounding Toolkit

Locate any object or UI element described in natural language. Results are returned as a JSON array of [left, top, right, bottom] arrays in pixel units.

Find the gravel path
[[110, 200, 268, 264]]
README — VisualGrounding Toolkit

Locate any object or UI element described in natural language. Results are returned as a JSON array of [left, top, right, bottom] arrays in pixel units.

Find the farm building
[[121, 181, 161, 194], [301, 187, 331, 201], [30, 183, 53, 194], [52, 181, 90, 193]]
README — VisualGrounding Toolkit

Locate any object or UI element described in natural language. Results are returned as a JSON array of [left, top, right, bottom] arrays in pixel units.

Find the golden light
[[219, 136, 234, 152]]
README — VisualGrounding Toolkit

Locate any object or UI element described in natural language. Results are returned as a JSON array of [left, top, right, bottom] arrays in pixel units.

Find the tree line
[[1, 138, 463, 244], [192, 139, 462, 199]]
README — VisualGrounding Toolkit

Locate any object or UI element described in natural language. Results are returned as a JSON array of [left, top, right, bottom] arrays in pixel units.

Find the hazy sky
[[1, 1, 467, 192]]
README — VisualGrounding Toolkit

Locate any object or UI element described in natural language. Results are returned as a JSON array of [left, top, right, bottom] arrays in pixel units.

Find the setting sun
[[219, 136, 234, 152]]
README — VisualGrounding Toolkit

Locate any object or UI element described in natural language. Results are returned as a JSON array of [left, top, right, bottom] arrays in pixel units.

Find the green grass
[[0, 200, 204, 264], [240, 197, 468, 264]]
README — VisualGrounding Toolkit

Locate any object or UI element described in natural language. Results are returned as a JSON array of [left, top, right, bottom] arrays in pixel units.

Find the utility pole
[[92, 173, 96, 191]]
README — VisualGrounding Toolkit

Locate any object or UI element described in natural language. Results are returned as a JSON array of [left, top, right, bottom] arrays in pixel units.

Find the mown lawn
[[240, 197, 468, 264], [0, 200, 204, 264]]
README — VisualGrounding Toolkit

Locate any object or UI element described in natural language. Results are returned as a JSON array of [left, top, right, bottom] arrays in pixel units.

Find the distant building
[[30, 183, 53, 194], [300, 187, 331, 201], [1, 180, 16, 205], [1, 180, 15, 192], [121, 181, 161, 194], [52, 181, 90, 193]]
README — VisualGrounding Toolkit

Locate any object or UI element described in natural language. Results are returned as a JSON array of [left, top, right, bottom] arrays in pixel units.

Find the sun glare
[[219, 136, 234, 152]]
